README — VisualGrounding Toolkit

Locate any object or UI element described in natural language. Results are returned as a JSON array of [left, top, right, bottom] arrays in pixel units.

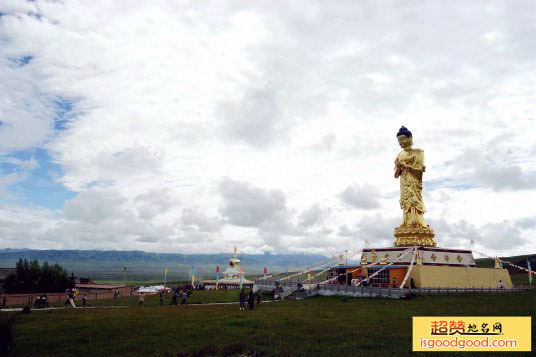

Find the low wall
[[410, 266, 512, 288], [0, 286, 133, 307]]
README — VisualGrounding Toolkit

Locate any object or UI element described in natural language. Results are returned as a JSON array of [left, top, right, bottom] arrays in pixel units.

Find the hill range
[[0, 249, 533, 283], [0, 248, 330, 282]]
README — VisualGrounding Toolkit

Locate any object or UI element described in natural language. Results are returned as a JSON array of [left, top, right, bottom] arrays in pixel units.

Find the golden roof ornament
[[494, 256, 502, 269], [380, 255, 388, 265], [360, 254, 368, 266], [371, 250, 377, 262], [229, 246, 240, 267]]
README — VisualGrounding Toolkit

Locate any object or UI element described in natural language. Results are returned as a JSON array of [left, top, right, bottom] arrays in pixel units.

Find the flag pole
[[528, 259, 533, 286], [216, 265, 220, 290]]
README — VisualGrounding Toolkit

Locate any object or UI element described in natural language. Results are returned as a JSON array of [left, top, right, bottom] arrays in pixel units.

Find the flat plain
[[1, 287, 535, 356]]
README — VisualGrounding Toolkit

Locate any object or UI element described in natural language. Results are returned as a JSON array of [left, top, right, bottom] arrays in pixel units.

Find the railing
[[281, 286, 299, 299], [255, 279, 302, 288], [254, 279, 533, 299], [316, 285, 532, 297]]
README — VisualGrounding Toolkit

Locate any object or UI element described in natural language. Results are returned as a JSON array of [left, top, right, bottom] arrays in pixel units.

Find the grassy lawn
[[510, 273, 533, 285], [2, 289, 535, 356]]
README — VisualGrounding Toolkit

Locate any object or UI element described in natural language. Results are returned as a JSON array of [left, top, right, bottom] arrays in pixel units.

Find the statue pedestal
[[360, 246, 512, 288], [361, 246, 475, 266], [394, 225, 437, 247]]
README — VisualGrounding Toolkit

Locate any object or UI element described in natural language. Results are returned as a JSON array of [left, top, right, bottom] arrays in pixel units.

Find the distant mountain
[[0, 249, 329, 281]]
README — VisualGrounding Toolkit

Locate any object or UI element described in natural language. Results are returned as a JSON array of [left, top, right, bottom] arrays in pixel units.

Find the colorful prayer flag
[[528, 259, 532, 285]]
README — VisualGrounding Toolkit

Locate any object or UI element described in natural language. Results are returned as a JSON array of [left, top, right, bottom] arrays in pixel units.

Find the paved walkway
[[0, 300, 277, 312], [0, 305, 131, 312]]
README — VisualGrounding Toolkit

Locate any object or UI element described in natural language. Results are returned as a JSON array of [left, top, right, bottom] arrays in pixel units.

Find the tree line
[[4, 258, 73, 294]]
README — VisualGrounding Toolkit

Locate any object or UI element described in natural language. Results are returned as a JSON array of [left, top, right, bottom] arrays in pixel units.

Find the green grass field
[[2, 288, 535, 356]]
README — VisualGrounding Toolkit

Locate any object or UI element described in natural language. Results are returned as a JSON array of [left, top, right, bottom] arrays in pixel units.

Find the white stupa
[[202, 247, 254, 289]]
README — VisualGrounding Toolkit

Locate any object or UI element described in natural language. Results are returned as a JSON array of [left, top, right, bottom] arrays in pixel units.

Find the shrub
[[0, 316, 15, 354]]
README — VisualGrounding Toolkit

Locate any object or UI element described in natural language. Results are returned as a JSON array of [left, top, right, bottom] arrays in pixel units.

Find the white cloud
[[298, 203, 331, 228], [219, 177, 290, 228], [181, 207, 223, 233], [0, 1, 535, 256], [340, 184, 381, 210]]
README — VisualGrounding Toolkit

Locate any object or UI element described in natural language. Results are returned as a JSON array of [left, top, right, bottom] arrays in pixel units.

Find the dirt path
[[0, 300, 278, 312]]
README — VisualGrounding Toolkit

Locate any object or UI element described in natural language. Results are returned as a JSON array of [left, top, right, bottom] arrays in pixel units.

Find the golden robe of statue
[[393, 127, 436, 247]]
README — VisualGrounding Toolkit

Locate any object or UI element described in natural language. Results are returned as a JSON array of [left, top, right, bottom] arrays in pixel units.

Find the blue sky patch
[[8, 55, 33, 67], [54, 97, 77, 131], [1, 149, 75, 209]]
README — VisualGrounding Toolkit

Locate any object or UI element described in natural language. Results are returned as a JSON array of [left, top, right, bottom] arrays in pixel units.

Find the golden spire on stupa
[[229, 246, 240, 267]]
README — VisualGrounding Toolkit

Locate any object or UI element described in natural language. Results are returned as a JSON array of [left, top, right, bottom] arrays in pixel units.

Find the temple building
[[329, 127, 512, 289], [202, 247, 254, 290]]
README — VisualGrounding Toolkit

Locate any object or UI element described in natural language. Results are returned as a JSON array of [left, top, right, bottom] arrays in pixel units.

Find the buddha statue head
[[396, 126, 413, 149]]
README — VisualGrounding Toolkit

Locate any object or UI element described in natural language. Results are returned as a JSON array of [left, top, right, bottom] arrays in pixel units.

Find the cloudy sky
[[0, 0, 535, 257]]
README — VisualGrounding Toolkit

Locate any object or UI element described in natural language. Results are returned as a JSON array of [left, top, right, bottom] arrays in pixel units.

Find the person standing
[[257, 290, 262, 305], [181, 290, 187, 305], [248, 289, 254, 310], [239, 288, 246, 311], [138, 293, 144, 306], [173, 290, 179, 305], [65, 289, 75, 307], [82, 294, 87, 306], [159, 290, 164, 306]]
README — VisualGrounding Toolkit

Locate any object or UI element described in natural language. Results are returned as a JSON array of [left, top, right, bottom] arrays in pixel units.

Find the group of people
[[63, 289, 88, 307], [138, 286, 190, 306], [160, 287, 189, 306], [33, 295, 49, 308], [64, 288, 77, 307], [239, 288, 262, 310]]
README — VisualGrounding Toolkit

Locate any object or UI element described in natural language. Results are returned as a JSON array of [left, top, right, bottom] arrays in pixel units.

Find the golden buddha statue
[[393, 126, 436, 247]]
